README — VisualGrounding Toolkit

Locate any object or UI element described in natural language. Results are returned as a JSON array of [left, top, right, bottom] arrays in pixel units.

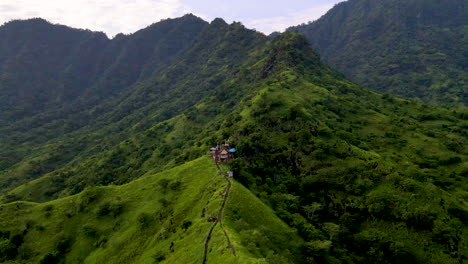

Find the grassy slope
[[0, 158, 301, 263], [223, 180, 304, 263]]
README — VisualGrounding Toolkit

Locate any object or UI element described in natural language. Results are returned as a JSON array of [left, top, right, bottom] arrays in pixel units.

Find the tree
[[323, 223, 340, 241], [0, 238, 16, 261], [303, 202, 322, 219]]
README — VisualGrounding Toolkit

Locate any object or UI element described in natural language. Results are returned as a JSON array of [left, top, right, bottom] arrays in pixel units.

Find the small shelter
[[220, 150, 229, 160], [228, 148, 236, 159], [227, 171, 234, 178]]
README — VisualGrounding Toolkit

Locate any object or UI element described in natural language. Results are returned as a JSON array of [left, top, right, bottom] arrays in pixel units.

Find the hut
[[220, 150, 229, 160], [228, 148, 236, 158], [227, 171, 234, 178]]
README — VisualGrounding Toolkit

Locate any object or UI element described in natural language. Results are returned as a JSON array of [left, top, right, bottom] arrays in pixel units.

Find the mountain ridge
[[0, 14, 466, 263], [289, 0, 467, 105]]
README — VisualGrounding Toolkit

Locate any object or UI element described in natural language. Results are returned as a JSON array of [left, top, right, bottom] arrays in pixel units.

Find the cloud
[[244, 4, 336, 34], [0, 1, 341, 37], [0, 0, 184, 37]]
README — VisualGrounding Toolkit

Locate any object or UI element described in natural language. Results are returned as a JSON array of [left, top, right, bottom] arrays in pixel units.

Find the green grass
[[0, 158, 221, 263], [223, 181, 303, 263], [0, 157, 303, 263]]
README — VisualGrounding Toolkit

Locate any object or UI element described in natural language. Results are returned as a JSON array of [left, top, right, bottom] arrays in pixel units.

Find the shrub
[[44, 205, 54, 212], [82, 225, 98, 238], [96, 201, 123, 217], [305, 240, 332, 256], [10, 233, 24, 247], [0, 230, 10, 239], [438, 156, 462, 166], [152, 251, 166, 262], [169, 180, 182, 191], [55, 236, 72, 254], [137, 213, 153, 229], [39, 253, 59, 264], [181, 220, 192, 230], [158, 179, 171, 192], [158, 198, 171, 208], [0, 238, 16, 261]]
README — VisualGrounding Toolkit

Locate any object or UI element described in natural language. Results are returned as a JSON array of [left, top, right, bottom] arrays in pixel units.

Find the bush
[[438, 156, 462, 166], [82, 225, 98, 238], [0, 230, 10, 239], [158, 179, 171, 192], [10, 233, 24, 247], [169, 180, 182, 191], [158, 198, 171, 208], [39, 253, 59, 264], [181, 220, 192, 230], [137, 213, 153, 229], [305, 240, 332, 256], [0, 238, 17, 261], [96, 201, 123, 217], [55, 236, 72, 254], [44, 205, 54, 212], [152, 250, 166, 262]]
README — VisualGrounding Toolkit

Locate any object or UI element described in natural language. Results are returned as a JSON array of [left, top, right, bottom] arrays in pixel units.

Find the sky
[[0, 0, 344, 37]]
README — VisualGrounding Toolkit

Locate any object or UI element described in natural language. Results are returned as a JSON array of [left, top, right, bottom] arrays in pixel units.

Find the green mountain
[[0, 16, 208, 123], [289, 0, 468, 105], [0, 15, 467, 263]]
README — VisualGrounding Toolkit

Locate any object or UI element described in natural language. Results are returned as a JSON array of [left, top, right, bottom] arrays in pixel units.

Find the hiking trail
[[202, 162, 236, 264]]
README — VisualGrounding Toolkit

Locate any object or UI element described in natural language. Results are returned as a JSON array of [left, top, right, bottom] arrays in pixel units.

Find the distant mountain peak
[[289, 0, 467, 105], [211, 18, 228, 26]]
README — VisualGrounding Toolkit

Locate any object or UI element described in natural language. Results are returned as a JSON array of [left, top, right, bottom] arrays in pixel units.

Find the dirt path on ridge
[[202, 162, 236, 264]]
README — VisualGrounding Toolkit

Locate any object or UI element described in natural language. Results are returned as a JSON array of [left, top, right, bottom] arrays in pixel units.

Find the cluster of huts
[[210, 143, 236, 164]]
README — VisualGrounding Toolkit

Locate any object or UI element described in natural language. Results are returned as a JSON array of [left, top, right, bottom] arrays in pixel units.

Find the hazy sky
[[0, 0, 344, 37]]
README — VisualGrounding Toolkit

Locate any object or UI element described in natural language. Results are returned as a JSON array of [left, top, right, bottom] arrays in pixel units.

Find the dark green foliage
[[152, 251, 166, 262], [289, 0, 468, 105], [96, 201, 124, 217], [169, 180, 182, 191], [10, 233, 24, 248], [55, 236, 72, 254], [39, 253, 60, 264], [181, 220, 192, 230], [351, 230, 416, 263], [0, 14, 466, 264], [0, 238, 17, 261], [158, 198, 171, 208], [137, 213, 153, 229], [82, 225, 98, 238]]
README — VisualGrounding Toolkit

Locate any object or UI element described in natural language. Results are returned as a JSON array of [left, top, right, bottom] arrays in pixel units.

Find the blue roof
[[228, 148, 237, 152]]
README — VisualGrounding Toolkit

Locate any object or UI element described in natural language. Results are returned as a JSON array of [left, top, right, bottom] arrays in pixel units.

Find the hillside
[[0, 158, 302, 263], [0, 16, 266, 199], [289, 0, 468, 105], [0, 15, 467, 263], [0, 16, 208, 123]]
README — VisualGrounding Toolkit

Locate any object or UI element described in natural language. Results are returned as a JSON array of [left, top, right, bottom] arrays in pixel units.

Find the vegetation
[[0, 158, 300, 263], [289, 0, 468, 105], [0, 13, 466, 263]]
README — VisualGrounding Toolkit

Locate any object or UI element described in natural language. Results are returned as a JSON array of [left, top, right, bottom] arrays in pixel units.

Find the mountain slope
[[217, 33, 468, 263], [289, 0, 468, 105], [0, 15, 208, 123], [0, 158, 302, 263], [0, 16, 466, 263], [0, 17, 265, 198]]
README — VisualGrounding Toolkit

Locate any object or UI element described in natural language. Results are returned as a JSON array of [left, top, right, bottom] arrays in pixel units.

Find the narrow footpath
[[202, 162, 236, 264]]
